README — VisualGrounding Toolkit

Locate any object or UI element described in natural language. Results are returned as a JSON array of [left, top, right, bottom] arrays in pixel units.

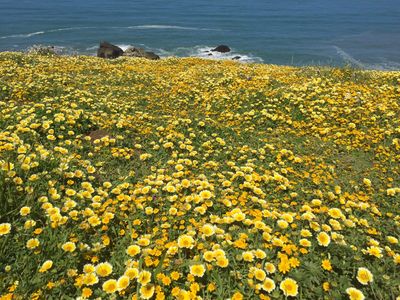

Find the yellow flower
[[264, 263, 276, 274], [83, 264, 95, 273], [328, 208, 343, 219], [280, 278, 298, 297], [242, 251, 254, 262], [65, 189, 76, 196], [203, 251, 214, 262], [277, 220, 289, 229], [300, 229, 312, 237], [356, 267, 373, 285], [321, 259, 332, 271], [387, 236, 398, 244], [216, 257, 229, 268], [126, 244, 141, 256], [39, 260, 53, 273], [278, 254, 291, 274], [88, 215, 101, 227], [117, 275, 130, 290], [138, 270, 152, 285], [20, 206, 31, 216], [363, 178, 371, 187], [102, 279, 118, 293], [254, 268, 266, 281], [394, 254, 400, 265], [189, 264, 206, 277], [26, 238, 40, 249], [62, 242, 76, 252], [213, 249, 226, 258], [255, 249, 267, 259], [346, 287, 365, 300], [365, 246, 383, 258], [140, 284, 155, 299], [199, 190, 212, 199], [170, 271, 180, 281], [138, 237, 150, 246], [299, 239, 311, 247], [125, 267, 139, 279], [232, 291, 244, 300], [181, 179, 191, 188], [201, 224, 215, 237], [95, 262, 113, 277], [0, 223, 11, 236], [207, 282, 216, 292], [177, 234, 195, 249], [166, 185, 176, 193], [81, 287, 92, 298], [317, 232, 331, 247], [83, 272, 99, 286], [162, 275, 171, 286], [262, 277, 276, 293]]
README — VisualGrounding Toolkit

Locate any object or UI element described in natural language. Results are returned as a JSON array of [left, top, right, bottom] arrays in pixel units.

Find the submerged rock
[[211, 45, 231, 53], [97, 41, 124, 59], [232, 56, 241, 60], [123, 46, 160, 60]]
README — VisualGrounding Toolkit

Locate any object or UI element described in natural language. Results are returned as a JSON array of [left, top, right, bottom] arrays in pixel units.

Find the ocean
[[0, 0, 399, 69]]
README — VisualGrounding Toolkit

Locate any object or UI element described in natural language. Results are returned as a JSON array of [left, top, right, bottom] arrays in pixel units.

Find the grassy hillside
[[0, 52, 399, 299]]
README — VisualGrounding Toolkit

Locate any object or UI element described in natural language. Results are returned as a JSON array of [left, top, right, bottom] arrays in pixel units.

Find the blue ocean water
[[0, 0, 399, 69]]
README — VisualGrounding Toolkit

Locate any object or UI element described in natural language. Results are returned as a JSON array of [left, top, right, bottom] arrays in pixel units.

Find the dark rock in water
[[97, 41, 124, 59], [27, 45, 58, 56], [143, 51, 160, 60], [208, 53, 213, 56], [232, 56, 241, 60], [211, 45, 231, 53], [123, 46, 160, 60]]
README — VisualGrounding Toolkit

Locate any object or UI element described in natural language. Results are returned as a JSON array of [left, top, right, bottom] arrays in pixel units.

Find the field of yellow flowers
[[0, 52, 399, 299]]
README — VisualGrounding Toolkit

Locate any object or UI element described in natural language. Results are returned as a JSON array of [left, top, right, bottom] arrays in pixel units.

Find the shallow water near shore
[[0, 0, 399, 69]]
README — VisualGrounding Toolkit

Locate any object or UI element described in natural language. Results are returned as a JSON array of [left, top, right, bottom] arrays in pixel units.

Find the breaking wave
[[153, 45, 264, 63]]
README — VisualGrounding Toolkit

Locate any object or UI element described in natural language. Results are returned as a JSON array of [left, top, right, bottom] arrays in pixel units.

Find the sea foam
[[155, 45, 264, 63]]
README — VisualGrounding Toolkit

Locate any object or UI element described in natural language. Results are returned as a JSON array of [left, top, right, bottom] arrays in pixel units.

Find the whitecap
[[0, 27, 96, 40], [0, 31, 45, 39], [86, 45, 98, 51], [47, 27, 96, 33]]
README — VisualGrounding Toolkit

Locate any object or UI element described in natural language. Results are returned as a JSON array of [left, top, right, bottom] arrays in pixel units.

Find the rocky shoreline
[[25, 42, 242, 61]]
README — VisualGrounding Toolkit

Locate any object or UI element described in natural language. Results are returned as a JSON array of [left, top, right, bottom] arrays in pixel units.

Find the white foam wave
[[333, 46, 400, 70], [0, 31, 45, 39], [333, 46, 366, 68], [0, 27, 95, 40], [155, 45, 264, 63], [47, 27, 96, 33], [127, 24, 220, 31], [115, 44, 132, 51]]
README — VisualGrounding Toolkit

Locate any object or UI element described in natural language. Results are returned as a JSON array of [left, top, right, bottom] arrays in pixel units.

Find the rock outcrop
[[211, 45, 231, 53], [97, 41, 124, 59], [123, 46, 160, 60]]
